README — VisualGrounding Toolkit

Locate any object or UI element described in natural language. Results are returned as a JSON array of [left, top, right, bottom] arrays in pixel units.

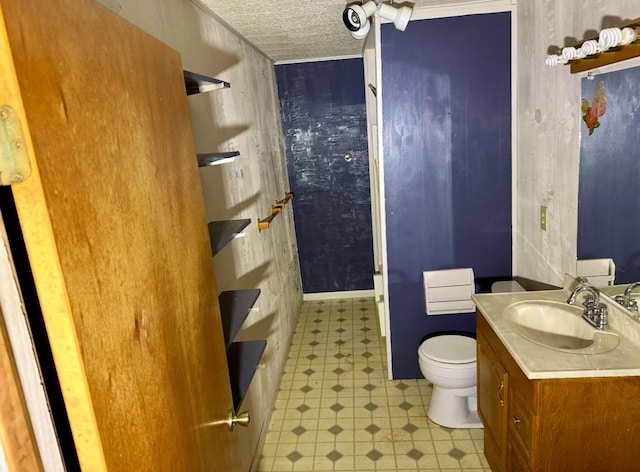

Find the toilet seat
[[419, 335, 476, 364]]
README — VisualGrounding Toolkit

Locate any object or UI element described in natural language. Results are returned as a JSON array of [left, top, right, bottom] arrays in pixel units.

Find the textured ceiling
[[199, 0, 474, 63]]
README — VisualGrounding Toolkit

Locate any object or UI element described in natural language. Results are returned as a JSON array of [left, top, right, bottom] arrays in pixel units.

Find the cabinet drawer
[[507, 438, 532, 472], [508, 387, 534, 457]]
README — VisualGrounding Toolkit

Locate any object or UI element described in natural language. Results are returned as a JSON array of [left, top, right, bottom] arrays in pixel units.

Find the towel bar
[[258, 192, 293, 231]]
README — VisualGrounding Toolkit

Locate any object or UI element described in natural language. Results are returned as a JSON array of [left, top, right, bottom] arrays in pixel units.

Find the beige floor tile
[[333, 456, 356, 471], [433, 439, 455, 454], [453, 439, 476, 453], [396, 454, 421, 470], [261, 297, 487, 472], [295, 430, 318, 444], [430, 427, 455, 441], [312, 455, 337, 471], [374, 455, 399, 470], [291, 457, 316, 471], [316, 430, 338, 442], [437, 453, 463, 469], [271, 457, 294, 471], [256, 455, 274, 472], [417, 453, 441, 469], [459, 453, 484, 468]]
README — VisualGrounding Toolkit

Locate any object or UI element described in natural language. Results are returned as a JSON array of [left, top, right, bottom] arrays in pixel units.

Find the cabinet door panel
[[477, 331, 507, 472]]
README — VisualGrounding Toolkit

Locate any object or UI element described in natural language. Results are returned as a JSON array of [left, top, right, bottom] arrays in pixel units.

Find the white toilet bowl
[[418, 334, 483, 429]]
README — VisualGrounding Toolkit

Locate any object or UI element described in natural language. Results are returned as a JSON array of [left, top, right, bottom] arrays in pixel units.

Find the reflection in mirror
[[600, 281, 640, 314], [578, 64, 640, 285]]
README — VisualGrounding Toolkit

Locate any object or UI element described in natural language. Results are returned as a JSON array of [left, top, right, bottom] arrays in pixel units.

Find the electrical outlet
[[540, 205, 548, 231]]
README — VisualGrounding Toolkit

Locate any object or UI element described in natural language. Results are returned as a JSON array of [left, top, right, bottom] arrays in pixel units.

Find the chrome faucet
[[567, 284, 599, 306], [567, 283, 608, 331], [623, 282, 640, 313]]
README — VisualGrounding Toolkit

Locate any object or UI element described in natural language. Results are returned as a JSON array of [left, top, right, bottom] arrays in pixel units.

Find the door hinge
[[0, 105, 31, 185]]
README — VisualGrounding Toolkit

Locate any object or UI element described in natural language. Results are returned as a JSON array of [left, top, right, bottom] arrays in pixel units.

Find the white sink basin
[[504, 300, 620, 355]]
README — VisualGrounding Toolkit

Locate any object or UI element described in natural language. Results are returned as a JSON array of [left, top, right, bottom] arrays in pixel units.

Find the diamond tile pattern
[[286, 451, 302, 463], [291, 425, 307, 436], [403, 422, 419, 434], [365, 424, 381, 435], [328, 424, 344, 435], [364, 402, 378, 412], [449, 447, 466, 460], [399, 401, 414, 411], [258, 298, 490, 472], [408, 448, 425, 460], [363, 383, 376, 392]]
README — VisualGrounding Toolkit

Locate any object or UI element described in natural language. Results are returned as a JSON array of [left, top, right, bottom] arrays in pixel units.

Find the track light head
[[343, 1, 377, 32], [378, 3, 413, 32]]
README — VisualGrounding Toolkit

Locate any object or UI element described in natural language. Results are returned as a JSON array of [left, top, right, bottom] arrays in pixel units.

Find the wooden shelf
[[207, 219, 250, 255], [183, 70, 230, 95], [219, 289, 261, 347], [227, 340, 266, 409], [569, 19, 640, 73], [197, 152, 239, 167]]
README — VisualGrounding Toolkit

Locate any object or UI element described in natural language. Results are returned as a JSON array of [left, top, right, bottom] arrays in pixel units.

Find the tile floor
[[258, 298, 491, 472]]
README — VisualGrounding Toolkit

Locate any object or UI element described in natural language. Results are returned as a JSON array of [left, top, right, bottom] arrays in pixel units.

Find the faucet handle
[[582, 297, 597, 312], [597, 304, 609, 330]]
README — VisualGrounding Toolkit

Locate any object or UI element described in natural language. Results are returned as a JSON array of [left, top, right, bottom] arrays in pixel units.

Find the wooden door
[[0, 0, 241, 470]]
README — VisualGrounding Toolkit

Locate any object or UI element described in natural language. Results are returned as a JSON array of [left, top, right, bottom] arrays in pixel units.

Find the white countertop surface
[[472, 278, 640, 379]]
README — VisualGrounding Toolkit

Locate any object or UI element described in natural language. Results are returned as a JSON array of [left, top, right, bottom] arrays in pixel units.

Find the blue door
[[382, 13, 512, 378], [276, 59, 374, 293]]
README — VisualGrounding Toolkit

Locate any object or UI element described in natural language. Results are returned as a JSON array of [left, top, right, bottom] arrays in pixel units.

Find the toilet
[[418, 334, 482, 428], [418, 280, 525, 429]]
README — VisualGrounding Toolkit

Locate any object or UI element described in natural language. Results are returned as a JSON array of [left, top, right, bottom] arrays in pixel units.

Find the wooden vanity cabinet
[[477, 312, 640, 472]]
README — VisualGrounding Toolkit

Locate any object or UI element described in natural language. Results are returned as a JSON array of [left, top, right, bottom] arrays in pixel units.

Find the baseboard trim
[[303, 290, 375, 301]]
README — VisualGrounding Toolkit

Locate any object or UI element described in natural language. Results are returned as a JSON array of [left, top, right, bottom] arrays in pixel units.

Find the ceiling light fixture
[[342, 1, 414, 40], [378, 3, 413, 32], [343, 1, 377, 39]]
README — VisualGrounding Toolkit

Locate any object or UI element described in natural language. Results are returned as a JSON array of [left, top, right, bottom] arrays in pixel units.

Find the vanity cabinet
[[477, 312, 640, 472]]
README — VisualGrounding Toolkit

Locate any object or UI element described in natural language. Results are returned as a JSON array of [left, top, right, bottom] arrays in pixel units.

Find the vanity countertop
[[472, 282, 640, 380]]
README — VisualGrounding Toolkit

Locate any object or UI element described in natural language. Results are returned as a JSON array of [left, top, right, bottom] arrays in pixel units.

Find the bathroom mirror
[[577, 64, 640, 286]]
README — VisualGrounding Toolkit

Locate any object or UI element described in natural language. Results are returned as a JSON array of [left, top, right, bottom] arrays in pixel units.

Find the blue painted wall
[[276, 59, 374, 293], [382, 13, 512, 378], [578, 66, 640, 284]]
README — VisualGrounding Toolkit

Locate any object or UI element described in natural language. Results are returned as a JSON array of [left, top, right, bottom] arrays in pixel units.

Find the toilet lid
[[419, 335, 476, 364]]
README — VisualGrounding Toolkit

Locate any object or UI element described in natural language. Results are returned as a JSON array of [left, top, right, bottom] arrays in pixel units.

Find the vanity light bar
[[545, 25, 640, 67]]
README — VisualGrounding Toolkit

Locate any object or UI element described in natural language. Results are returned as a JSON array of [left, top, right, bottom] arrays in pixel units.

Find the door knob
[[229, 410, 251, 430], [202, 409, 251, 431]]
